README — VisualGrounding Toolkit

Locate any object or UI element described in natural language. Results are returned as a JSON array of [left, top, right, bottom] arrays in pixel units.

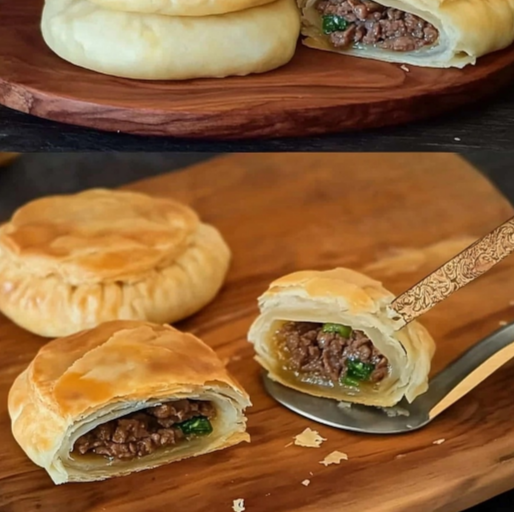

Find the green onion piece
[[341, 359, 375, 387], [322, 323, 352, 338], [341, 375, 361, 387], [177, 416, 213, 436], [322, 15, 348, 35]]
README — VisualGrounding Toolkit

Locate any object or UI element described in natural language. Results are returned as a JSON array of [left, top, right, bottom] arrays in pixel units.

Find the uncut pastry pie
[[248, 268, 436, 407], [41, 0, 300, 80], [8, 321, 251, 484], [298, 0, 514, 68], [0, 188, 230, 337]]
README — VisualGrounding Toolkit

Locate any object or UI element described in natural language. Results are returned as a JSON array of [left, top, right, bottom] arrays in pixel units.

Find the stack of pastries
[[40, 0, 301, 79], [1, 188, 437, 485]]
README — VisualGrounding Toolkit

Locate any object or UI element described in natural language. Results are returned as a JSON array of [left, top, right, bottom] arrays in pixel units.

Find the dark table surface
[[1, 152, 514, 511], [2, 85, 514, 151]]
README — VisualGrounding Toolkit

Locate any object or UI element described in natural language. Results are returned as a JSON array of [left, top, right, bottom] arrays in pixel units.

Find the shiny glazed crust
[[299, 0, 514, 68], [0, 189, 231, 337], [8, 321, 251, 484], [247, 268, 436, 407]]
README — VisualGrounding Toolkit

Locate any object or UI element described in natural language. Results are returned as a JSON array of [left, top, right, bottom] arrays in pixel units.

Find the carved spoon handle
[[391, 216, 514, 326]]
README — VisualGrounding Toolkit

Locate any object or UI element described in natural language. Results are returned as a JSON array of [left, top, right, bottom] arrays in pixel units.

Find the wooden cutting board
[[2, 1, 514, 139], [2, 154, 514, 512]]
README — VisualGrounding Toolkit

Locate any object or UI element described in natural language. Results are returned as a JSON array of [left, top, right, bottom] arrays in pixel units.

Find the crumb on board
[[433, 438, 446, 445], [309, 471, 314, 476], [265, 493, 271, 497], [302, 479, 311, 486], [232, 499, 245, 512], [454, 137, 461, 142], [396, 454, 406, 459], [400, 64, 410, 72], [294, 428, 327, 448], [285, 442, 293, 447], [499, 320, 508, 326], [320, 451, 349, 466]]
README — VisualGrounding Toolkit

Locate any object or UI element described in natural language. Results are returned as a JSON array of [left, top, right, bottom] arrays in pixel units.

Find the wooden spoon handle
[[391, 216, 514, 325]]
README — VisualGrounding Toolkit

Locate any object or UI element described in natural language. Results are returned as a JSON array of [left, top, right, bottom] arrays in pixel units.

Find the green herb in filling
[[177, 416, 213, 436], [341, 359, 375, 387], [322, 15, 349, 35], [322, 323, 352, 338]]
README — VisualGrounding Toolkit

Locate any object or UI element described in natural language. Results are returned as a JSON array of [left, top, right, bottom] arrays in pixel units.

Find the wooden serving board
[[2, 154, 514, 512], [2, 1, 514, 139]]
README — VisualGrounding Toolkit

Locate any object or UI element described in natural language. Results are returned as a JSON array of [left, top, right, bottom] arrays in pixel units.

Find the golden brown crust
[[8, 321, 251, 484], [248, 268, 436, 407], [0, 189, 231, 337]]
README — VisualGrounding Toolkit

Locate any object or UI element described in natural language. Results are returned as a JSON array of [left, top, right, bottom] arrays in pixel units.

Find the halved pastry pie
[[8, 321, 251, 484], [0, 188, 231, 337], [298, 0, 514, 68], [248, 268, 436, 407]]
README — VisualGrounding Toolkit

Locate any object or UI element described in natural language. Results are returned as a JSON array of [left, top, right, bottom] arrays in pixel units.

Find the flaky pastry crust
[[248, 268, 436, 407], [8, 320, 251, 484], [0, 189, 231, 337]]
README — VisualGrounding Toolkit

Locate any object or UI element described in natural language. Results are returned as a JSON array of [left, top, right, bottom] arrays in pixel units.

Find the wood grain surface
[[2, 1, 514, 139], [2, 154, 514, 512]]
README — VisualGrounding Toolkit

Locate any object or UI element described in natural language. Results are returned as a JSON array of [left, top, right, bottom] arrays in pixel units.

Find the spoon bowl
[[263, 322, 514, 434]]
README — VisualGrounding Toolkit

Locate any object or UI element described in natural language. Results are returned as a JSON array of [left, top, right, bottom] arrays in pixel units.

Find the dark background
[[1, 152, 513, 511]]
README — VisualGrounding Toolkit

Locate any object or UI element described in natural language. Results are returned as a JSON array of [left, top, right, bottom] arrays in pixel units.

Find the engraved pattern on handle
[[391, 217, 514, 325]]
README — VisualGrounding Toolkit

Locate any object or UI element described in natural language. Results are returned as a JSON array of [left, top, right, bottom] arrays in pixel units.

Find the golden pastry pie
[[248, 268, 435, 407], [8, 320, 251, 484], [0, 188, 231, 337]]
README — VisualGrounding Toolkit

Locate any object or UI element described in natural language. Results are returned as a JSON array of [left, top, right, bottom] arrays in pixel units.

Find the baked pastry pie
[[8, 320, 251, 484], [0, 188, 231, 337], [248, 268, 436, 407], [298, 0, 514, 68], [41, 0, 300, 80]]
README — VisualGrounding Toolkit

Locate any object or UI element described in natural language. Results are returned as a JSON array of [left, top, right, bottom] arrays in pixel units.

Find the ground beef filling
[[73, 399, 215, 460], [317, 0, 439, 52], [276, 321, 388, 384]]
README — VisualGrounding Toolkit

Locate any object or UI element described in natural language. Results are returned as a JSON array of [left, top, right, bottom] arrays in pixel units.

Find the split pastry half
[[8, 321, 251, 484], [0, 188, 231, 337], [41, 0, 301, 80], [299, 0, 514, 68], [248, 268, 436, 407]]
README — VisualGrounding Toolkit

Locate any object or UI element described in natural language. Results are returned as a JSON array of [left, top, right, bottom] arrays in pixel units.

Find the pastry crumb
[[400, 65, 410, 72], [499, 320, 508, 326], [433, 438, 445, 445], [396, 454, 406, 459], [337, 401, 352, 409], [232, 499, 245, 512], [265, 493, 271, 497], [294, 428, 327, 448], [309, 471, 314, 476], [302, 479, 310, 486], [320, 450, 348, 466], [454, 137, 461, 141], [285, 442, 293, 448]]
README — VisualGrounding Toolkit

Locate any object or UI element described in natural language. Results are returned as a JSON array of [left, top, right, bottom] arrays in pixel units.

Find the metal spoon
[[262, 216, 514, 433], [263, 321, 514, 434]]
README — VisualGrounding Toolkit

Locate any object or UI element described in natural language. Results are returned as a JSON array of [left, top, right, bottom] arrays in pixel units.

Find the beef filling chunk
[[74, 399, 215, 460], [317, 0, 439, 51], [276, 321, 388, 385]]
